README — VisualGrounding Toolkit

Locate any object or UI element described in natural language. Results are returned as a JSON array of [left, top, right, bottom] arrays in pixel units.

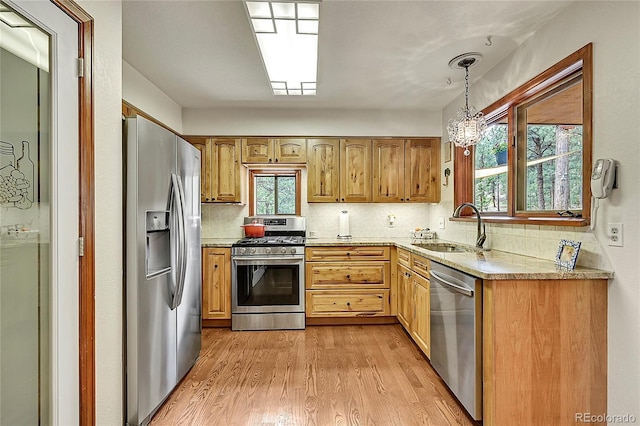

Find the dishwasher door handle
[[429, 270, 474, 297]]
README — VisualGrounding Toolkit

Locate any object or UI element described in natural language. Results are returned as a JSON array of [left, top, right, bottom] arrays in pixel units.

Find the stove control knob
[[249, 247, 256, 254], [239, 248, 246, 255], [280, 247, 287, 253], [265, 247, 272, 254], [289, 247, 297, 254]]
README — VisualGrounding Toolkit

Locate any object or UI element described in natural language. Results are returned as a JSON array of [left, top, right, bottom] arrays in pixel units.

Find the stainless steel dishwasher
[[429, 261, 482, 421]]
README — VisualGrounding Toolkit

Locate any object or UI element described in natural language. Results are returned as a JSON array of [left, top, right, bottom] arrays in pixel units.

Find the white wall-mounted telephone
[[590, 158, 618, 230], [591, 158, 617, 199]]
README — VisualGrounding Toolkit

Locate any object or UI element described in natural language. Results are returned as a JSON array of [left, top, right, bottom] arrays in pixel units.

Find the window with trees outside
[[454, 44, 592, 226], [249, 169, 301, 215]]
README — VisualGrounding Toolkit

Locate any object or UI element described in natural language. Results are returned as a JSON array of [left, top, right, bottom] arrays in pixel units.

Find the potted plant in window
[[492, 141, 508, 165]]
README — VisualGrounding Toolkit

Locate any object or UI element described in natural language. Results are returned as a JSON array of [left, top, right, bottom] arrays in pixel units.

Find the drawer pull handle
[[346, 274, 351, 279], [346, 302, 351, 306]]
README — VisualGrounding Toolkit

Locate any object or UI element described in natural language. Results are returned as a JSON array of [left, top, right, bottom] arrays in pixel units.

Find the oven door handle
[[233, 257, 304, 264]]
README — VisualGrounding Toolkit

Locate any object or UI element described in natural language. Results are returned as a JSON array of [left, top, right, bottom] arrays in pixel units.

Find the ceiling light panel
[[245, 0, 320, 96]]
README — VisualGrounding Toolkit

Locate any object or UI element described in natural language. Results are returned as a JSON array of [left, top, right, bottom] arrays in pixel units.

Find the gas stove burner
[[234, 235, 306, 246]]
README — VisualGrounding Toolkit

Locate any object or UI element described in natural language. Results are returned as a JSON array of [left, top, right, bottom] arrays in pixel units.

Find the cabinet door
[[202, 248, 231, 319], [242, 138, 271, 163], [411, 272, 430, 358], [405, 138, 440, 203], [187, 138, 211, 202], [307, 139, 340, 202], [211, 138, 241, 202], [372, 139, 405, 202], [340, 139, 371, 202], [397, 264, 412, 331], [274, 138, 307, 163]]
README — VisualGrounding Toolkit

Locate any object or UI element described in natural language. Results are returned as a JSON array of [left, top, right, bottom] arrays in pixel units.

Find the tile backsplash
[[202, 202, 612, 271]]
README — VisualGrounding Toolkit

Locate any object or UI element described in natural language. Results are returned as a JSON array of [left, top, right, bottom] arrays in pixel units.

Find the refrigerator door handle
[[170, 173, 187, 310]]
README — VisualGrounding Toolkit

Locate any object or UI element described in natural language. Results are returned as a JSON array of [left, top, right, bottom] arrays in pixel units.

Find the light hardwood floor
[[150, 325, 479, 426]]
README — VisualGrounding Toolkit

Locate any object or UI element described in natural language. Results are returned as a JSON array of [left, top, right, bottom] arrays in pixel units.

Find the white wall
[[435, 2, 640, 422], [123, 61, 183, 134], [182, 107, 441, 137], [76, 1, 123, 424]]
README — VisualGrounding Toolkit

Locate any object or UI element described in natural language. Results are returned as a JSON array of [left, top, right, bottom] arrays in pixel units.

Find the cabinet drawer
[[397, 248, 411, 267], [305, 246, 390, 261], [410, 254, 430, 278], [306, 262, 390, 289], [306, 290, 390, 317]]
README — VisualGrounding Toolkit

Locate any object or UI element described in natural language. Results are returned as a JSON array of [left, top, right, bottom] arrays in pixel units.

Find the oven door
[[232, 256, 305, 313]]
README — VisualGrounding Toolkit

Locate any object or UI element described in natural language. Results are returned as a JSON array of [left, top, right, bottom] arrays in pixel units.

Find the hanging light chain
[[464, 65, 470, 117]]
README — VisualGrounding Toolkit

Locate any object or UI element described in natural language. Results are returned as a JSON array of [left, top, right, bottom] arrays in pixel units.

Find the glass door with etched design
[[0, 2, 51, 423]]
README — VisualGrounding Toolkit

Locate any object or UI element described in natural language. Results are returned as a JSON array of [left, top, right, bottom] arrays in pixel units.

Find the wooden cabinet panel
[[306, 290, 390, 317], [405, 138, 440, 203], [307, 139, 340, 202], [243, 138, 307, 164], [211, 138, 241, 202], [306, 262, 390, 289], [410, 253, 430, 278], [339, 139, 371, 202], [202, 248, 231, 320], [305, 246, 390, 261], [274, 138, 307, 163], [187, 138, 210, 202], [483, 278, 607, 425], [411, 272, 430, 358], [397, 248, 410, 267], [242, 138, 271, 163], [372, 139, 405, 202], [396, 264, 412, 331]]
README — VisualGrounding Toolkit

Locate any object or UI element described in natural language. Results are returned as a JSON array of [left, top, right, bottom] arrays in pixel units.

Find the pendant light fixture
[[447, 52, 487, 156]]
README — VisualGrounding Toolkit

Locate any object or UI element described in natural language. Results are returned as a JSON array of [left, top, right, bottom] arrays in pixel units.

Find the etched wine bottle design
[[16, 140, 34, 209]]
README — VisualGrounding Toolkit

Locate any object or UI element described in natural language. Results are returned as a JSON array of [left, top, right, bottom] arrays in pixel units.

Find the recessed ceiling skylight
[[244, 1, 319, 96]]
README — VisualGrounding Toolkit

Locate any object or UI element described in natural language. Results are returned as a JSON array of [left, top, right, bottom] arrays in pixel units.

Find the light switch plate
[[438, 217, 445, 229]]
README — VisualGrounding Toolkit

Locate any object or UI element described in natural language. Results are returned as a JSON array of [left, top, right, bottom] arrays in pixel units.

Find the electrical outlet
[[607, 223, 623, 247], [438, 217, 445, 229]]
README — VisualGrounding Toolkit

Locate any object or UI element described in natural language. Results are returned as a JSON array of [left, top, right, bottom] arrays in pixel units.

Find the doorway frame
[[49, 1, 95, 424]]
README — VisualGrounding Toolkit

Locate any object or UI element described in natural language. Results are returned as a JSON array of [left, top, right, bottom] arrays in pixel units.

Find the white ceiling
[[122, 0, 572, 111]]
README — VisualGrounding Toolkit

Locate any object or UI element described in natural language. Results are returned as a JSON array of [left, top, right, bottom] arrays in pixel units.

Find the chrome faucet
[[452, 202, 486, 249]]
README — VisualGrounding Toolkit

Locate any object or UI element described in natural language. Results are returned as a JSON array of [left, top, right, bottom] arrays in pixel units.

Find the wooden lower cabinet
[[396, 263, 412, 330], [395, 248, 430, 359], [202, 248, 231, 320], [411, 272, 430, 358], [305, 246, 392, 318], [483, 278, 607, 425], [306, 290, 390, 316]]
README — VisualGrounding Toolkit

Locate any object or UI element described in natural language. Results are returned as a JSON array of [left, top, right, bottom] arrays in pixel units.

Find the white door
[[0, 1, 80, 424]]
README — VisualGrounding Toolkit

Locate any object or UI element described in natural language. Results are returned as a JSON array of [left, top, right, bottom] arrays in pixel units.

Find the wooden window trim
[[453, 43, 592, 227], [248, 169, 302, 216]]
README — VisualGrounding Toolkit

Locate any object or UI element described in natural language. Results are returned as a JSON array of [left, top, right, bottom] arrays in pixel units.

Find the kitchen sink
[[412, 242, 467, 253]]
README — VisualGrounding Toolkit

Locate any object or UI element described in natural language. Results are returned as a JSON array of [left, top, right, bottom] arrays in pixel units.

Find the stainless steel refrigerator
[[123, 116, 202, 426]]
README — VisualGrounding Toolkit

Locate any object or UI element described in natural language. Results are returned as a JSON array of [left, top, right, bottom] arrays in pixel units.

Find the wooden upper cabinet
[[273, 138, 306, 163], [186, 138, 210, 202], [405, 138, 440, 203], [340, 139, 371, 202], [242, 138, 307, 163], [210, 138, 242, 202], [307, 139, 340, 202], [242, 138, 271, 163], [372, 139, 405, 202]]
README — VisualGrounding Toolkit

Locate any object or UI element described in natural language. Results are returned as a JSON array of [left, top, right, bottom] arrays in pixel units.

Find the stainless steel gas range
[[231, 216, 306, 331]]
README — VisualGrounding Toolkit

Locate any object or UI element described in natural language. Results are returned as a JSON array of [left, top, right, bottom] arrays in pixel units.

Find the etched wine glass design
[[0, 140, 33, 209]]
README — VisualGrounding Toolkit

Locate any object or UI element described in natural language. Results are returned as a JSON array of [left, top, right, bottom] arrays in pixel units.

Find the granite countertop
[[201, 236, 613, 280], [305, 237, 614, 281], [201, 238, 238, 248]]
